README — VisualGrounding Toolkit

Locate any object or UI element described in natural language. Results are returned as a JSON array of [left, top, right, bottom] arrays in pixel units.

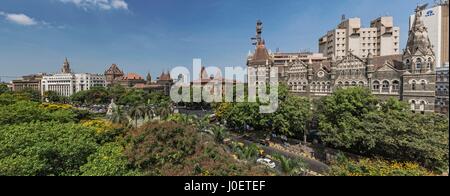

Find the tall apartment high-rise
[[409, 1, 449, 68], [319, 16, 400, 60]]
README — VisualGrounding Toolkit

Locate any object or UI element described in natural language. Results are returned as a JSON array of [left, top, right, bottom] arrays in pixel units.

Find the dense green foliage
[[71, 87, 110, 105], [80, 143, 140, 176], [0, 84, 9, 94], [69, 85, 170, 108], [43, 91, 65, 103], [0, 101, 77, 125], [317, 87, 449, 171], [0, 95, 133, 176], [328, 153, 433, 176], [0, 122, 99, 176], [216, 84, 312, 137]]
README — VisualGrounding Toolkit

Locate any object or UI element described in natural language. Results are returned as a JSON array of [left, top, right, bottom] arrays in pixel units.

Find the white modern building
[[319, 16, 401, 60], [41, 58, 106, 97], [409, 1, 449, 68]]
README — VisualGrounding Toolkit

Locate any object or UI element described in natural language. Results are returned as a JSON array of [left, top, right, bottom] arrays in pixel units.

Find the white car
[[257, 158, 276, 169]]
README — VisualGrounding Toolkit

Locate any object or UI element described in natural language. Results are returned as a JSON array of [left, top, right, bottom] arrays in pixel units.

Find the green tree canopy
[[70, 87, 110, 105], [0, 84, 9, 94], [0, 101, 76, 125], [0, 122, 99, 176], [43, 91, 64, 103], [216, 83, 312, 137], [317, 88, 449, 171], [80, 142, 140, 176]]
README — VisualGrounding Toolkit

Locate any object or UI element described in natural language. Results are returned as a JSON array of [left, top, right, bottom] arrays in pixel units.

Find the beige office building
[[319, 16, 400, 60]]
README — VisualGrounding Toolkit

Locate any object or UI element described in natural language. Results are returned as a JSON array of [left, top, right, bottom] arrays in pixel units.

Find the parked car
[[257, 158, 276, 169]]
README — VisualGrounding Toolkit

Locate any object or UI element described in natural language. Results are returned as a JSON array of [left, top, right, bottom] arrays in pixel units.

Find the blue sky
[[0, 0, 433, 81]]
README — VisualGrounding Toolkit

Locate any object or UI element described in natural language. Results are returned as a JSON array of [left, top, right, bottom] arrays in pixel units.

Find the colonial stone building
[[12, 74, 45, 93], [248, 6, 437, 113], [104, 64, 125, 86], [436, 66, 449, 114], [134, 72, 174, 96]]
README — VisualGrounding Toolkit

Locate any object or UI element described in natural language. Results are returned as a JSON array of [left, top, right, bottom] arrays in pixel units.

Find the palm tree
[[273, 154, 307, 176], [212, 125, 227, 143], [232, 144, 259, 160], [129, 105, 146, 128], [145, 105, 156, 121], [156, 101, 172, 120], [110, 106, 129, 126]]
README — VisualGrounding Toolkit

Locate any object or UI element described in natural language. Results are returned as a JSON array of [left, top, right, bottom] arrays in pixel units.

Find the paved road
[[232, 136, 330, 174]]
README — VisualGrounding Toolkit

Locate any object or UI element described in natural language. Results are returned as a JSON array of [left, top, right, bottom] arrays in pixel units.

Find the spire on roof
[[61, 57, 71, 74], [405, 5, 434, 56], [146, 72, 152, 83]]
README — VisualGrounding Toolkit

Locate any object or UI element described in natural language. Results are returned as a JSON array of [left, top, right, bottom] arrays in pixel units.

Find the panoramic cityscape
[[0, 0, 449, 181]]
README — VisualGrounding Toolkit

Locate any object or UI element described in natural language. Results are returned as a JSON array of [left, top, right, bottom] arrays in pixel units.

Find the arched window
[[345, 81, 350, 87], [420, 101, 426, 113], [405, 59, 411, 69], [421, 80, 426, 90], [358, 81, 364, 86], [412, 80, 417, 90], [427, 57, 432, 68], [311, 82, 316, 92], [373, 81, 380, 91], [351, 81, 357, 86], [416, 58, 422, 69], [411, 100, 416, 111], [382, 81, 390, 92], [392, 80, 400, 92]]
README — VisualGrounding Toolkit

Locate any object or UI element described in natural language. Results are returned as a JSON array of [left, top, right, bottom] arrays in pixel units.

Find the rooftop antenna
[[341, 14, 346, 21]]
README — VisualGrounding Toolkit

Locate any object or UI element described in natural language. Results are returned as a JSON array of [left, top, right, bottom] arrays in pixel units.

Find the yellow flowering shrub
[[329, 156, 435, 176], [81, 119, 118, 134], [40, 103, 73, 111]]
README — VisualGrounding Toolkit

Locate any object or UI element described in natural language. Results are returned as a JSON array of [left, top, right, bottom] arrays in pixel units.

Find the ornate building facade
[[41, 58, 106, 97], [104, 64, 125, 85], [248, 6, 437, 113], [12, 74, 45, 93]]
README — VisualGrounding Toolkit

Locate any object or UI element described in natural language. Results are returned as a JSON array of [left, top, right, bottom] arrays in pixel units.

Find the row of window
[[291, 80, 418, 91], [289, 83, 332, 92], [405, 57, 433, 69], [410, 80, 427, 91], [410, 100, 427, 112], [372, 80, 400, 92], [337, 81, 366, 87]]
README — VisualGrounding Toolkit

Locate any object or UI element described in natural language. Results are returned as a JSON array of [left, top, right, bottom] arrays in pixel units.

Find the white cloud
[[0, 11, 64, 29], [59, 0, 128, 10], [0, 12, 37, 26]]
